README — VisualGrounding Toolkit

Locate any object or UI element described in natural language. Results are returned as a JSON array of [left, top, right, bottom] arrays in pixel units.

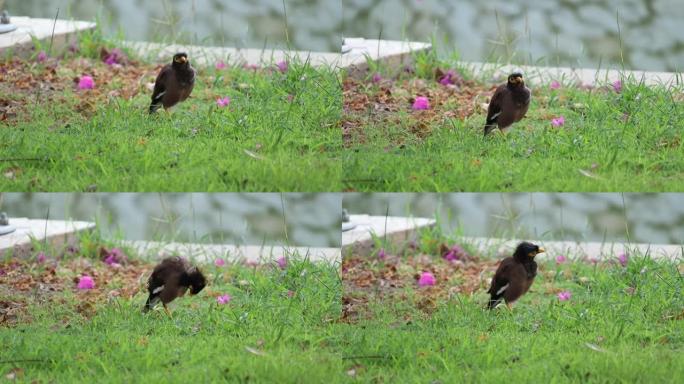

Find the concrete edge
[[0, 17, 96, 57], [0, 218, 96, 258], [121, 240, 341, 265], [342, 215, 683, 263]]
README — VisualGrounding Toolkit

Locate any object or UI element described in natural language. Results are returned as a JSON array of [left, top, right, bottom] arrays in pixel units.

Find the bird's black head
[[184, 266, 206, 295], [172, 52, 189, 68], [513, 241, 545, 261], [507, 70, 525, 87]]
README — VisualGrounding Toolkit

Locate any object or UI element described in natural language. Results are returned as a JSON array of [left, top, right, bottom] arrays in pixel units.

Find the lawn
[[0, 34, 341, 192], [341, 235, 684, 382], [0, 242, 343, 382], [342, 51, 684, 192]]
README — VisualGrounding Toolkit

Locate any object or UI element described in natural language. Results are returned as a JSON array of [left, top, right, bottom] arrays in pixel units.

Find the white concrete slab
[[342, 214, 436, 257], [122, 240, 340, 265], [0, 218, 95, 258], [460, 236, 683, 262], [459, 61, 683, 88], [0, 17, 95, 55], [341, 38, 432, 78], [123, 41, 342, 69]]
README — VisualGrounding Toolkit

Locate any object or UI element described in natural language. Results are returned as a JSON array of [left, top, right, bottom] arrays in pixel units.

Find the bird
[[149, 52, 196, 114], [143, 256, 206, 316], [484, 70, 531, 136], [486, 242, 545, 310]]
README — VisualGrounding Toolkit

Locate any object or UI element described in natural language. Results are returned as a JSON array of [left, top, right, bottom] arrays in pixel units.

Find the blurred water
[[11, 0, 683, 71], [344, 193, 684, 245], [0, 193, 341, 247]]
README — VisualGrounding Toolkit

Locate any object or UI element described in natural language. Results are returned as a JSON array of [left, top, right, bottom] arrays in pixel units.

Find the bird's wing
[[150, 65, 171, 106], [485, 85, 506, 125], [488, 258, 512, 294]]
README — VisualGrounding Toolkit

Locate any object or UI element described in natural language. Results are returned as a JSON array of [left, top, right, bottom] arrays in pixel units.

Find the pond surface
[[10, 0, 682, 71], [344, 193, 684, 245], [0, 193, 341, 247]]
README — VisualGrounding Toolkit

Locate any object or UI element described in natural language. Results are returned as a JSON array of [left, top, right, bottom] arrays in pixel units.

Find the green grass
[[343, 53, 684, 192], [0, 47, 341, 192], [1, 254, 344, 382], [341, 248, 684, 382]]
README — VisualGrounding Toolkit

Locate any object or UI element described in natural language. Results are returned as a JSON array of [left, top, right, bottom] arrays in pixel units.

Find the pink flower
[[618, 253, 628, 267], [276, 257, 287, 269], [216, 97, 231, 107], [372, 73, 383, 83], [377, 248, 386, 260], [412, 96, 430, 110], [36, 51, 48, 63], [77, 275, 95, 290], [103, 48, 126, 66], [556, 255, 567, 264], [276, 60, 288, 73], [103, 248, 127, 266], [418, 272, 436, 287], [215, 258, 226, 267], [551, 116, 565, 127], [588, 257, 599, 265], [36, 252, 47, 263], [438, 69, 460, 86], [557, 291, 572, 301], [287, 290, 295, 298], [217, 294, 231, 305], [550, 80, 561, 90], [612, 80, 622, 93], [443, 250, 457, 262], [78, 75, 95, 90], [215, 60, 227, 70], [244, 63, 259, 70]]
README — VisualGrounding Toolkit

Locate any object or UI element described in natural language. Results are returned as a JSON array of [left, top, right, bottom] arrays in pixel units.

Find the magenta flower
[[418, 272, 436, 287], [103, 248, 127, 266], [377, 248, 386, 260], [556, 255, 567, 264], [276, 257, 287, 269], [77, 275, 95, 290], [557, 291, 572, 301], [215, 258, 226, 267], [103, 48, 125, 66], [551, 116, 565, 127], [216, 97, 231, 107], [78, 75, 95, 90], [443, 250, 457, 262], [550, 80, 561, 90], [215, 60, 227, 70], [276, 60, 289, 73], [372, 73, 383, 83], [36, 252, 47, 263], [217, 294, 231, 305], [36, 51, 48, 63], [612, 80, 622, 93], [412, 96, 430, 110], [438, 69, 460, 86], [618, 253, 628, 267], [287, 290, 295, 298]]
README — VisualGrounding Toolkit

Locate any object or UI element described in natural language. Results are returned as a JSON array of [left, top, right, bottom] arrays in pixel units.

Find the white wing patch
[[489, 111, 502, 121], [496, 283, 509, 296], [152, 285, 164, 295]]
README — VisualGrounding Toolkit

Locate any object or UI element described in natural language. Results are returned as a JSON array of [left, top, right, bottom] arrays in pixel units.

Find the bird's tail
[[143, 295, 158, 312], [487, 297, 502, 309], [149, 103, 162, 114]]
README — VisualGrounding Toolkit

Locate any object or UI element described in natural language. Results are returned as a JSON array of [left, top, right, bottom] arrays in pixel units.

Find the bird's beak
[[537, 247, 546, 254], [179, 56, 187, 64]]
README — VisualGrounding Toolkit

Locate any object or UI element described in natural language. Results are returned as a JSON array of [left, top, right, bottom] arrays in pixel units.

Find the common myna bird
[[487, 242, 545, 310], [149, 52, 196, 114], [484, 70, 531, 136], [143, 257, 206, 316]]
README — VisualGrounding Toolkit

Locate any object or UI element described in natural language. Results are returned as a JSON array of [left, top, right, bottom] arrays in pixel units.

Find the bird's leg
[[163, 303, 172, 318], [506, 302, 513, 312]]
